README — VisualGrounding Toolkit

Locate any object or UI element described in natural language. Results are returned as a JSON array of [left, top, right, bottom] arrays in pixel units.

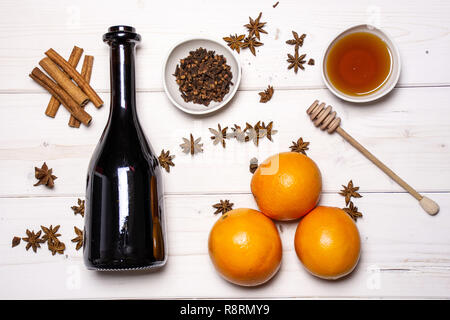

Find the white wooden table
[[1, 0, 449, 299]]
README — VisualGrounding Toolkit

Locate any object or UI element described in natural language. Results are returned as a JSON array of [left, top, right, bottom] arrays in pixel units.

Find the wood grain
[[0, 0, 449, 299], [306, 100, 440, 214], [0, 87, 448, 197], [0, 0, 449, 92], [1, 193, 449, 299]]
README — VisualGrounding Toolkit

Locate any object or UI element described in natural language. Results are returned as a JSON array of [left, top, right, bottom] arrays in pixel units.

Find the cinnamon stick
[[45, 48, 103, 108], [39, 57, 89, 107], [69, 55, 94, 128], [45, 46, 83, 118], [29, 68, 92, 125]]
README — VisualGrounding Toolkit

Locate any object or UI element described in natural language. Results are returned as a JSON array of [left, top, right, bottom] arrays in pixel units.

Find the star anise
[[242, 36, 263, 56], [244, 122, 260, 146], [180, 134, 203, 155], [308, 58, 315, 65], [286, 31, 306, 51], [212, 200, 234, 215], [71, 198, 85, 217], [343, 201, 363, 221], [244, 12, 267, 40], [290, 137, 310, 155], [41, 225, 61, 245], [71, 226, 83, 251], [12, 236, 21, 248], [255, 121, 266, 139], [339, 180, 362, 205], [34, 162, 57, 188], [230, 124, 246, 142], [287, 51, 306, 74], [223, 34, 245, 53], [209, 124, 228, 148], [48, 240, 65, 255], [249, 157, 259, 174], [259, 85, 274, 103], [22, 229, 44, 253], [158, 150, 175, 173]]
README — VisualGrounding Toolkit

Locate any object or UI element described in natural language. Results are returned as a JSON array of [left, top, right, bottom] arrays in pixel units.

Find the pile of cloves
[[174, 47, 233, 106]]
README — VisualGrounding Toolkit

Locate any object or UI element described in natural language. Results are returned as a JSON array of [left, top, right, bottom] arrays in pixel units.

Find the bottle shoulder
[[88, 129, 159, 176]]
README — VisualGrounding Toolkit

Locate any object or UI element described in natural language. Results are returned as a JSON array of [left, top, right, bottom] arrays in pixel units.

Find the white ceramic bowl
[[163, 38, 242, 115], [322, 24, 401, 103]]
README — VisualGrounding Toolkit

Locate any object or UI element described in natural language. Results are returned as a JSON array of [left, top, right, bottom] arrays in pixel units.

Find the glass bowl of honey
[[322, 24, 401, 103]]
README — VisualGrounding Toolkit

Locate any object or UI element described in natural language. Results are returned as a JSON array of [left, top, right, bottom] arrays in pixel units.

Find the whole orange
[[294, 206, 361, 280], [251, 152, 322, 221], [208, 208, 282, 286]]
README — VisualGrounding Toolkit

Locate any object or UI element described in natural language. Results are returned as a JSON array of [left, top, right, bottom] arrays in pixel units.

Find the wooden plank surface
[[1, 193, 449, 299], [0, 0, 449, 299], [0, 0, 449, 92], [0, 87, 448, 196]]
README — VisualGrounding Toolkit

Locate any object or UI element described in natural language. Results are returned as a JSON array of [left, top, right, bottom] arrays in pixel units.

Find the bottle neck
[[109, 42, 137, 119]]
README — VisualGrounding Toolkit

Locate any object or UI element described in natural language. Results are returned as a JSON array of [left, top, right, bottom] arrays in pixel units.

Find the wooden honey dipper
[[307, 100, 439, 215]]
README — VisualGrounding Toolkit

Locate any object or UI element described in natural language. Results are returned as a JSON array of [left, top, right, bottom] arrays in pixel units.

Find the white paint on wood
[[0, 0, 449, 299], [0, 87, 448, 197]]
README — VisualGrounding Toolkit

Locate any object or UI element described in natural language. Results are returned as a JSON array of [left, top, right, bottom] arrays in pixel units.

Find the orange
[[208, 208, 282, 286], [294, 206, 361, 280], [251, 152, 322, 221]]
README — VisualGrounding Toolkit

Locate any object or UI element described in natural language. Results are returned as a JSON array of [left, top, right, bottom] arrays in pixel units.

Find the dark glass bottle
[[84, 26, 167, 270]]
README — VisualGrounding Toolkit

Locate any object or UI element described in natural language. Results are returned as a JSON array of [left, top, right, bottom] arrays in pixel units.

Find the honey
[[326, 32, 392, 96]]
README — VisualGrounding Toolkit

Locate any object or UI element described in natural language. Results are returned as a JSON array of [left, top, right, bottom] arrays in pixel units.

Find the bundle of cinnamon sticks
[[29, 46, 103, 127]]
